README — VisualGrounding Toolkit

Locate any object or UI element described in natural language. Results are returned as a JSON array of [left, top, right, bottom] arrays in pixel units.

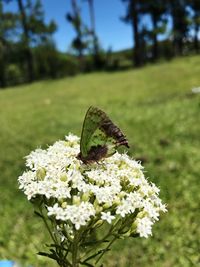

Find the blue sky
[[4, 0, 135, 52]]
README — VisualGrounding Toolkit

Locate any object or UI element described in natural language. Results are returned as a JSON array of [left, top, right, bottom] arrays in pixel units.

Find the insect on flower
[[77, 106, 129, 164]]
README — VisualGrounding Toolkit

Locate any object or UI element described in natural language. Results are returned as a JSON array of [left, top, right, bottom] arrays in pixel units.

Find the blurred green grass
[[0, 56, 200, 267]]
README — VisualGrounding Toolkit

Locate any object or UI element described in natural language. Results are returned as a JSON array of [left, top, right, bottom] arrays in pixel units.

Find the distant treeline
[[0, 0, 200, 88]]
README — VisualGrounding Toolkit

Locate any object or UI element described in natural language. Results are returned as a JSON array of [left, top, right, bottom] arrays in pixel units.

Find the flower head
[[18, 133, 166, 238]]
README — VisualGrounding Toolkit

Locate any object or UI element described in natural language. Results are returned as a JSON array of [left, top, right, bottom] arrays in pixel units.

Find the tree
[[142, 0, 167, 61], [122, 0, 144, 67], [16, 0, 56, 82], [66, 0, 88, 63], [189, 0, 200, 52], [0, 0, 17, 88], [16, 0, 34, 82], [85, 0, 101, 69], [168, 0, 190, 55]]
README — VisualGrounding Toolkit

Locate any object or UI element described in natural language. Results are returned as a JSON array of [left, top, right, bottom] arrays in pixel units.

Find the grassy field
[[0, 56, 200, 267]]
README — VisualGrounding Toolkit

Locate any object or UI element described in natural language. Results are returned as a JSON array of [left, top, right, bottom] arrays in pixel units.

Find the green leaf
[[82, 248, 110, 263], [38, 251, 58, 261], [80, 261, 94, 267], [81, 239, 109, 247], [34, 210, 44, 218]]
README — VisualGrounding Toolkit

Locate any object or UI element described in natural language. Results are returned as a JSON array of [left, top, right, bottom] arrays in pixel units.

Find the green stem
[[39, 207, 72, 266], [39, 206, 56, 244], [81, 219, 121, 263], [72, 231, 79, 267], [94, 218, 130, 265], [95, 235, 118, 265]]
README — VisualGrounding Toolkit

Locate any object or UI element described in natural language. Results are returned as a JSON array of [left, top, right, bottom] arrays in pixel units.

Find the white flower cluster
[[18, 133, 167, 238]]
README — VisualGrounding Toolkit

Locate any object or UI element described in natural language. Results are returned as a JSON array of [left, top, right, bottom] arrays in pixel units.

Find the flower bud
[[61, 202, 67, 208], [94, 200, 102, 213], [92, 219, 103, 228], [103, 203, 111, 209], [36, 168, 46, 180], [60, 174, 68, 182], [119, 191, 126, 198], [130, 221, 137, 233], [113, 197, 121, 206], [73, 196, 80, 205], [82, 192, 90, 202], [137, 211, 146, 219]]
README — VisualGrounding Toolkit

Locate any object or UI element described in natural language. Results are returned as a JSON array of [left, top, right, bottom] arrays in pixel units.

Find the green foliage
[[5, 64, 23, 86], [1, 0, 200, 88], [18, 0, 56, 46], [66, 0, 89, 58], [33, 42, 79, 79], [0, 56, 200, 266]]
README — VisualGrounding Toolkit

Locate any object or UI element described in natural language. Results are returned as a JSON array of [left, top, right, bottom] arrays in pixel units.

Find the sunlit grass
[[0, 55, 200, 266]]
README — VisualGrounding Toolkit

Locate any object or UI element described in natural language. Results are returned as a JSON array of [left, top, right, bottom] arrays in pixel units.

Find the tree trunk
[[88, 0, 96, 42], [176, 35, 183, 55], [152, 14, 158, 61], [71, 0, 84, 70], [0, 60, 6, 88], [130, 0, 142, 67], [0, 40, 7, 88], [170, 0, 186, 56], [17, 0, 34, 82], [194, 23, 199, 53], [87, 0, 100, 69]]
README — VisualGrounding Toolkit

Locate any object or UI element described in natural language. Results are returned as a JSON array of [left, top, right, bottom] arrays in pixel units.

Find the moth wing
[[80, 106, 129, 159], [88, 128, 116, 156], [80, 106, 105, 157]]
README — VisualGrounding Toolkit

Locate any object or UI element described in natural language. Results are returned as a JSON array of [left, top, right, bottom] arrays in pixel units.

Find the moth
[[77, 106, 129, 164]]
